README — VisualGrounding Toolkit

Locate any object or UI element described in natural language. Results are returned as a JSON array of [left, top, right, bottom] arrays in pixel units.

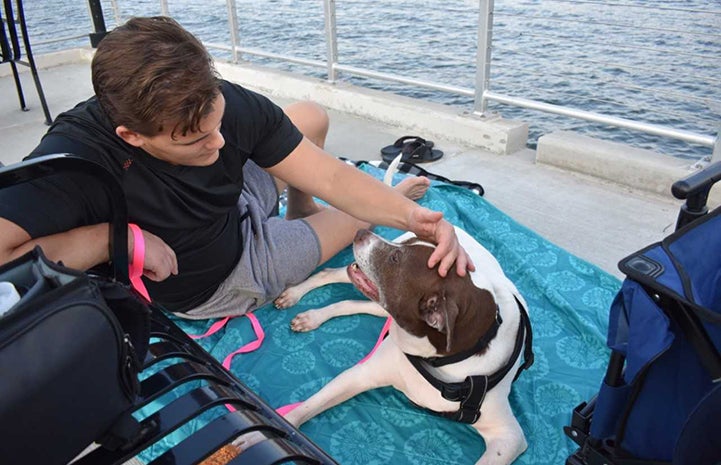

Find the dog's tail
[[382, 153, 403, 187]]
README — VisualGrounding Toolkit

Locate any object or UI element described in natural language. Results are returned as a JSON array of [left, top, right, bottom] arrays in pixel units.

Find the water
[[22, 0, 721, 160]]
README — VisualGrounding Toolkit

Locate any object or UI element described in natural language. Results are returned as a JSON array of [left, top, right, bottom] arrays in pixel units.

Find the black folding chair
[[0, 154, 338, 465], [0, 0, 52, 124]]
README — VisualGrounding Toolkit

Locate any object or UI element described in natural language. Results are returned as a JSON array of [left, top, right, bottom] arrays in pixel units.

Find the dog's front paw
[[274, 288, 304, 309], [290, 309, 327, 332]]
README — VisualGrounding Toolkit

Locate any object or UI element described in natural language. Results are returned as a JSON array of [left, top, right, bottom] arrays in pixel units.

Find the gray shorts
[[178, 161, 321, 319]]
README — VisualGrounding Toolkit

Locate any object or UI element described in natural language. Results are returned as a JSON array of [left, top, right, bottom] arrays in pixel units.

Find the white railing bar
[[497, 12, 721, 39], [544, 0, 721, 15], [539, 89, 717, 129], [334, 64, 475, 97], [32, 34, 87, 46], [109, 0, 121, 26], [484, 91, 717, 148], [206, 40, 476, 98], [225, 0, 239, 63], [205, 43, 476, 98], [475, 0, 494, 113], [524, 86, 719, 129], [323, 0, 338, 82], [160, 0, 169, 16], [204, 42, 326, 69]]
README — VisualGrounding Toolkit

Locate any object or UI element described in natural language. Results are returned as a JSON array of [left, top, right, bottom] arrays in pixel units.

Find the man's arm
[[0, 218, 178, 281], [0, 217, 112, 270], [265, 137, 474, 276]]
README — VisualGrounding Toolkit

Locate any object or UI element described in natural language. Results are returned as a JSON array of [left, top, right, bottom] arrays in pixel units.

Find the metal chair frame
[[0, 0, 52, 124]]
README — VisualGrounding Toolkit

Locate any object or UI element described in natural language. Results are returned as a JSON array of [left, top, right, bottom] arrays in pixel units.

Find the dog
[[276, 223, 533, 465]]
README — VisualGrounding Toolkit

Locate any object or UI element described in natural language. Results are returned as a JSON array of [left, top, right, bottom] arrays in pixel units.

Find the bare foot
[[395, 176, 430, 200]]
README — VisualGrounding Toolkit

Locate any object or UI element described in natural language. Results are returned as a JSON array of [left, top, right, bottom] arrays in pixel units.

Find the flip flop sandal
[[399, 139, 444, 163], [380, 135, 434, 163]]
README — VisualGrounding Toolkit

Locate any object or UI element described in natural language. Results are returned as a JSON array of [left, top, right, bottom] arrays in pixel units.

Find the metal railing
[[34, 0, 721, 162], [213, 0, 720, 162]]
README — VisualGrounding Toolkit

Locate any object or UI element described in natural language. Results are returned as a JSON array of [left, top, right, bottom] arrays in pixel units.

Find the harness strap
[[515, 299, 534, 380], [423, 306, 502, 367], [405, 295, 533, 424]]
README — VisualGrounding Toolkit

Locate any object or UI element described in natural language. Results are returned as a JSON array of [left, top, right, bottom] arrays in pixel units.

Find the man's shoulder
[[220, 80, 277, 113], [29, 96, 128, 171]]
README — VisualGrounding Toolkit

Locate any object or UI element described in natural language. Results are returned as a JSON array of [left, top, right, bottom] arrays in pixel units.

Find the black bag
[[0, 155, 151, 465]]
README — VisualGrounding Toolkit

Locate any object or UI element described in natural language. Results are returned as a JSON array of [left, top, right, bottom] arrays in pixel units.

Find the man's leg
[[282, 101, 330, 220]]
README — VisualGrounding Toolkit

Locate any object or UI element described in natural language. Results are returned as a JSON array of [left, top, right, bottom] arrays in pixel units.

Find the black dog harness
[[405, 296, 534, 424]]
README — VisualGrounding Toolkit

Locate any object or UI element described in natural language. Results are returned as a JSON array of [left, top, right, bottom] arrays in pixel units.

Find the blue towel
[[139, 163, 620, 465]]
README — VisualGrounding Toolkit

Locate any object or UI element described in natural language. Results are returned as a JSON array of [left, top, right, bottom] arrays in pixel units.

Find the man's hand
[[130, 227, 178, 281], [407, 207, 475, 277]]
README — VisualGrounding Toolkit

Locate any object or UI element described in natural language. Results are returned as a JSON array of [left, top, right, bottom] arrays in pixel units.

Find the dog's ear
[[421, 293, 459, 353]]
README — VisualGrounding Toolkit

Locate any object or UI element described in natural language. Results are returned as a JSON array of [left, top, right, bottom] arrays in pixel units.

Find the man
[[0, 16, 472, 318]]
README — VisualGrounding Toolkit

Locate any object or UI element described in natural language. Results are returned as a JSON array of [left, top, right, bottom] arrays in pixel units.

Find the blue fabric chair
[[566, 161, 721, 465]]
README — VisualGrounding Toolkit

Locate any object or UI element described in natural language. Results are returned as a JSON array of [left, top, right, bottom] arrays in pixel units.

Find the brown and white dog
[[276, 224, 533, 465]]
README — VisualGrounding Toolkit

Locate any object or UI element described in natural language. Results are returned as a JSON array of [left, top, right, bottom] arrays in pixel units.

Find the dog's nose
[[354, 229, 371, 244]]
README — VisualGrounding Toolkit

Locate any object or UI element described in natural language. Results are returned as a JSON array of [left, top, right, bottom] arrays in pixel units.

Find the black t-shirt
[[0, 80, 303, 311]]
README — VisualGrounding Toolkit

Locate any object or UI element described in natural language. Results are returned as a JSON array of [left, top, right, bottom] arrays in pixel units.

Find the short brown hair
[[92, 16, 221, 137]]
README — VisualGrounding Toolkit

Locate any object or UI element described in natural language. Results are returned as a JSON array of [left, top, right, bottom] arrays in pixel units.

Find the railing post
[[160, 0, 169, 16], [323, 0, 338, 82], [712, 128, 720, 164], [109, 0, 121, 27], [473, 0, 494, 115], [225, 0, 240, 63], [86, 0, 108, 48]]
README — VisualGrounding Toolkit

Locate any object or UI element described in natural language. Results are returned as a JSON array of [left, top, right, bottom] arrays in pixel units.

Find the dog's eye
[[389, 249, 401, 264]]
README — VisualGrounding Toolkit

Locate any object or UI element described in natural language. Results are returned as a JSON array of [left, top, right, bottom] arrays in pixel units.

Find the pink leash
[[128, 223, 264, 355], [128, 224, 151, 302], [276, 316, 393, 416], [127, 224, 389, 416], [184, 312, 265, 413], [127, 223, 265, 412]]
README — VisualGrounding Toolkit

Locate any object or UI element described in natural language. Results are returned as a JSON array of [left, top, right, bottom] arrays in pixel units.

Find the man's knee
[[284, 101, 329, 146]]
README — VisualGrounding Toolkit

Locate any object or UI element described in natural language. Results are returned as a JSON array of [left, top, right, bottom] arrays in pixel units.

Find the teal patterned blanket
[[138, 163, 620, 465]]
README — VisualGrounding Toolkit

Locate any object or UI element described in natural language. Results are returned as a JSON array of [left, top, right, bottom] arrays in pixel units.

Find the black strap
[[514, 296, 534, 380], [239, 208, 255, 236], [422, 306, 502, 367], [97, 411, 141, 451], [405, 296, 534, 424], [339, 157, 485, 197]]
